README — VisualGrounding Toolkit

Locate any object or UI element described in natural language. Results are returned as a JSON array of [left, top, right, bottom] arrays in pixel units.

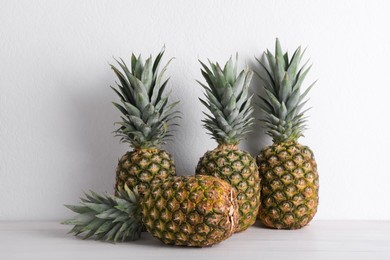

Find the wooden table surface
[[0, 221, 389, 260]]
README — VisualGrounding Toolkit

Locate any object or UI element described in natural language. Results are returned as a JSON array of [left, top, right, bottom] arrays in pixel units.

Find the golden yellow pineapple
[[195, 56, 260, 232], [142, 175, 238, 246], [255, 39, 319, 229], [63, 175, 239, 247], [110, 48, 178, 194]]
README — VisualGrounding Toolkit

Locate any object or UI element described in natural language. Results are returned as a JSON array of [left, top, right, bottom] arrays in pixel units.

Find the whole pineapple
[[110, 48, 178, 194], [195, 56, 260, 232], [255, 39, 319, 229], [63, 175, 238, 247]]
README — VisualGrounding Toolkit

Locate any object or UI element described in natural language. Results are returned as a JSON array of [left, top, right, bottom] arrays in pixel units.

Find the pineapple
[[110, 48, 178, 194], [195, 56, 260, 232], [63, 175, 238, 247], [255, 39, 319, 229]]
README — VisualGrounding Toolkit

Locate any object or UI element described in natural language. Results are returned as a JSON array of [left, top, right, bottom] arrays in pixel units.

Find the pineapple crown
[[62, 185, 142, 242], [198, 55, 254, 146], [110, 47, 179, 149], [256, 38, 316, 143]]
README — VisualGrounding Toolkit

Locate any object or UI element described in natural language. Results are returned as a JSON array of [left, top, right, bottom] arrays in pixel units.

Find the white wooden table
[[0, 221, 389, 260]]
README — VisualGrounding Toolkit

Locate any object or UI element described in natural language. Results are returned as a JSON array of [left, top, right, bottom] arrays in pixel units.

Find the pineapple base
[[141, 175, 238, 247], [257, 141, 319, 229], [196, 145, 260, 232], [115, 149, 176, 195]]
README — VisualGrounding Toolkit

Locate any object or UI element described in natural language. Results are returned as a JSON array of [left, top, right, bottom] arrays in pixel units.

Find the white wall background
[[1, 0, 389, 221]]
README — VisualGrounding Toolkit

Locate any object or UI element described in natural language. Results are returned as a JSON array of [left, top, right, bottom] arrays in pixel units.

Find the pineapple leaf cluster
[[256, 39, 316, 143], [111, 47, 179, 149], [62, 185, 142, 242], [198, 56, 254, 145]]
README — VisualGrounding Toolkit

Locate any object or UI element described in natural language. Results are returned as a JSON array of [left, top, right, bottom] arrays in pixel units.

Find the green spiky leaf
[[198, 56, 254, 145], [255, 39, 316, 143], [62, 186, 142, 242], [110, 49, 179, 149]]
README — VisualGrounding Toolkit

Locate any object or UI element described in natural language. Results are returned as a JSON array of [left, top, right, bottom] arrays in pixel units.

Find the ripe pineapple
[[195, 56, 260, 232], [110, 48, 178, 194], [255, 39, 319, 229], [63, 175, 238, 247]]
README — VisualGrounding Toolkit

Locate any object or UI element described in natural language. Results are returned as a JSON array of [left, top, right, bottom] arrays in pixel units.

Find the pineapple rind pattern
[[257, 141, 319, 229], [115, 149, 176, 195], [141, 175, 239, 247], [110, 48, 179, 194], [196, 147, 260, 232]]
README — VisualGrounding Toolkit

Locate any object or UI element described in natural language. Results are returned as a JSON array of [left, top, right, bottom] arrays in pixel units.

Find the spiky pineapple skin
[[115, 149, 176, 195], [257, 141, 319, 229], [196, 146, 260, 232], [141, 175, 238, 247]]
